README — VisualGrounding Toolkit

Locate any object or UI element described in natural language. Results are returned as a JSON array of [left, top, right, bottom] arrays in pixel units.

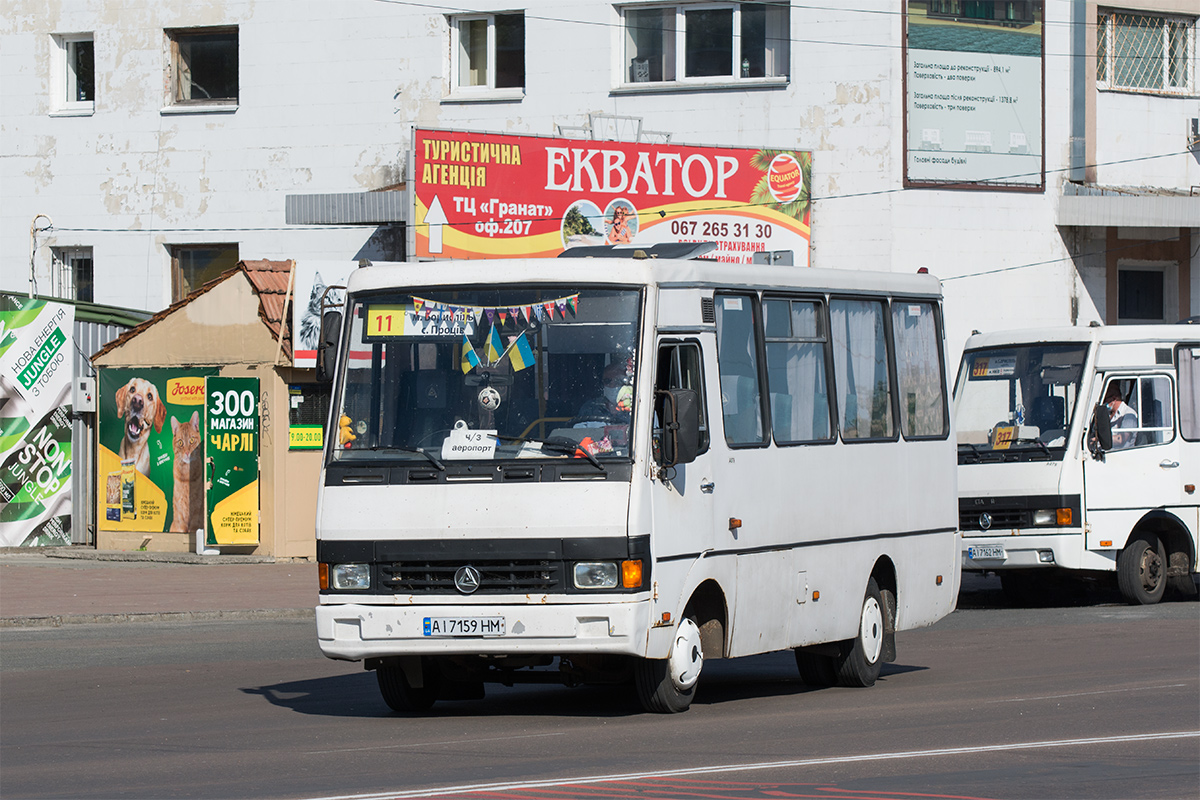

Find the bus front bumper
[[316, 599, 650, 662], [960, 530, 1112, 572]]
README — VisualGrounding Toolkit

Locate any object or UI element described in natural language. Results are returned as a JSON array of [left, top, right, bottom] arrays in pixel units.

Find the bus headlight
[[573, 562, 618, 589], [1032, 508, 1073, 526], [331, 563, 371, 590]]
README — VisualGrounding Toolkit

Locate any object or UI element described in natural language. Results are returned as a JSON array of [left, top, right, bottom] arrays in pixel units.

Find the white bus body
[[315, 258, 959, 712], [955, 326, 1200, 604]]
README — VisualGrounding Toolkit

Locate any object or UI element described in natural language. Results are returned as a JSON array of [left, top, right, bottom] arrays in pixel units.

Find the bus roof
[[964, 324, 1200, 351], [343, 258, 944, 298]]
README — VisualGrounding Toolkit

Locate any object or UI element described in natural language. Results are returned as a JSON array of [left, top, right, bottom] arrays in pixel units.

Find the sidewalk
[[0, 547, 317, 627]]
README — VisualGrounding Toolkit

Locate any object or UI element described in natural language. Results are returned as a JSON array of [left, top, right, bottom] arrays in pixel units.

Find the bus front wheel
[[1117, 534, 1167, 605], [835, 578, 886, 687], [376, 662, 437, 713], [635, 617, 703, 713]]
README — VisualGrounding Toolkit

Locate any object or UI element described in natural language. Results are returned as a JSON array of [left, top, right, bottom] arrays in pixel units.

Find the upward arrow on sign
[[424, 195, 447, 254]]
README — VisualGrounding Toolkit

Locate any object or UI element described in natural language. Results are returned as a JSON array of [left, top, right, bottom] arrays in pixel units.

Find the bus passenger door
[[1085, 373, 1191, 546], [649, 338, 721, 600]]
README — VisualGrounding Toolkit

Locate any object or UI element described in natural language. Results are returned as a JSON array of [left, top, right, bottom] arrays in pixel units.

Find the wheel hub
[[860, 596, 884, 663], [668, 618, 704, 690]]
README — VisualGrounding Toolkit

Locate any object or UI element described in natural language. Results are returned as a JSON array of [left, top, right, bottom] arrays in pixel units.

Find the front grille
[[959, 509, 1027, 531], [380, 559, 562, 593]]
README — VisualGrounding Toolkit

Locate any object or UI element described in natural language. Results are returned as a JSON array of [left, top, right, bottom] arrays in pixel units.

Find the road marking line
[[304, 732, 565, 755], [301, 730, 1200, 800], [989, 683, 1190, 703]]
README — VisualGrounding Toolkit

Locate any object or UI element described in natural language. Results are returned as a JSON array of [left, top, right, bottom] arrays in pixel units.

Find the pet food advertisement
[[411, 128, 812, 264], [205, 376, 259, 547], [97, 367, 217, 535], [0, 294, 75, 547]]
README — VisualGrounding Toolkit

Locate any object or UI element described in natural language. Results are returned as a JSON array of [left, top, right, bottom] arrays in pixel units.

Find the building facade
[[2, 0, 1198, 364]]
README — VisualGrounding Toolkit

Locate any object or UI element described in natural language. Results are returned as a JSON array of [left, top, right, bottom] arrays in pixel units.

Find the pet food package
[[120, 459, 137, 520], [105, 472, 122, 521]]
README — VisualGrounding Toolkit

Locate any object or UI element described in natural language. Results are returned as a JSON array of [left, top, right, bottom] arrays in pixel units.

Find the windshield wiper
[[392, 447, 446, 470], [1010, 437, 1052, 457], [494, 434, 605, 471]]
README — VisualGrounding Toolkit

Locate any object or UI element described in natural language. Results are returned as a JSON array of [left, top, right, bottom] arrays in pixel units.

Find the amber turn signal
[[1057, 508, 1073, 525], [318, 562, 329, 590], [622, 559, 643, 589]]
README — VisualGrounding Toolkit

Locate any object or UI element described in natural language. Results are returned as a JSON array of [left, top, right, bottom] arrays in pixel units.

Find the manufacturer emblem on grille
[[454, 565, 481, 594], [979, 512, 993, 531]]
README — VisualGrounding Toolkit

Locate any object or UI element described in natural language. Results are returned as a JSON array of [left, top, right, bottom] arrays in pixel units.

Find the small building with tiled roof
[[91, 260, 323, 560]]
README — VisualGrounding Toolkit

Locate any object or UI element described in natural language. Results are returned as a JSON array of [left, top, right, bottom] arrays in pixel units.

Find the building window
[[622, 2, 789, 85], [51, 247, 93, 302], [1097, 10, 1195, 95], [171, 244, 238, 301], [52, 34, 94, 112], [1118, 268, 1166, 322], [168, 28, 238, 105], [451, 13, 525, 93]]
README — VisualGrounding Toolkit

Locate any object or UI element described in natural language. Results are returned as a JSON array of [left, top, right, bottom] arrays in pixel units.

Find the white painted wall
[[2, 0, 1194, 367]]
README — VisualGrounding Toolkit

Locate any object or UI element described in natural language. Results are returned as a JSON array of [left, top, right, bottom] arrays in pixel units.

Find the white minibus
[[955, 325, 1200, 604], [314, 254, 960, 712]]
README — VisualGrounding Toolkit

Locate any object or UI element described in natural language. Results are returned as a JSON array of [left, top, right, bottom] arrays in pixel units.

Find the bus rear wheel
[[835, 578, 886, 687], [1117, 534, 1167, 605], [376, 661, 437, 713], [634, 617, 703, 713], [795, 650, 838, 687]]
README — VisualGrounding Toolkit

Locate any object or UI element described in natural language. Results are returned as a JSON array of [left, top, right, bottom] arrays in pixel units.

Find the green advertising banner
[[205, 376, 259, 546], [97, 367, 217, 534], [0, 293, 76, 547]]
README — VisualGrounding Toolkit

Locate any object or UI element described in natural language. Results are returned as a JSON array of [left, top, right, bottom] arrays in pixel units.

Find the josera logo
[[166, 377, 206, 405]]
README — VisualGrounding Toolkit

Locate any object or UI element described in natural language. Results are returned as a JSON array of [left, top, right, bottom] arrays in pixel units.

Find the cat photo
[[297, 271, 344, 351], [169, 411, 204, 534]]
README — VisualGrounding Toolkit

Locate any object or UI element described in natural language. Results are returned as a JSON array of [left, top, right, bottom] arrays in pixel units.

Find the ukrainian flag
[[486, 324, 503, 364], [461, 335, 481, 374], [509, 332, 536, 371]]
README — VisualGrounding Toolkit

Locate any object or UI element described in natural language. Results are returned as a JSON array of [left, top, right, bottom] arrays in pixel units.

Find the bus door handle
[[700, 481, 715, 494], [1160, 460, 1180, 469]]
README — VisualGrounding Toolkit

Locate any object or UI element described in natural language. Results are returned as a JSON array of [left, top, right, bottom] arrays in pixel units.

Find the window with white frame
[[51, 247, 94, 303], [167, 27, 238, 105], [52, 34, 94, 113], [451, 13, 525, 93], [1097, 10, 1195, 95], [621, 2, 789, 85]]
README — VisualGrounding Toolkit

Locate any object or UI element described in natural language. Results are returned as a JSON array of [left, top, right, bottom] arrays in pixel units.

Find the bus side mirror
[[657, 388, 700, 467], [315, 310, 342, 384], [1088, 402, 1112, 459]]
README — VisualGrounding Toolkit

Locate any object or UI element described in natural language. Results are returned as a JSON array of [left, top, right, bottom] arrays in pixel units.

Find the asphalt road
[[1, 596, 1197, 800]]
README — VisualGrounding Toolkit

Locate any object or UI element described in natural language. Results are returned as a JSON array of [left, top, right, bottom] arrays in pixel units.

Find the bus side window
[[891, 300, 948, 439], [714, 294, 766, 445], [830, 298, 895, 440], [763, 297, 833, 444], [655, 342, 709, 456], [1177, 346, 1200, 441]]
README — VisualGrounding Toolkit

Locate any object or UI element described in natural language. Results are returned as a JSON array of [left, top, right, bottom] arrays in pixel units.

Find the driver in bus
[[573, 360, 633, 444], [1104, 382, 1139, 449]]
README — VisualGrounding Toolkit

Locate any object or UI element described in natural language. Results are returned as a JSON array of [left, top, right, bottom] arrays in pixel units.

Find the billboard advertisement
[[412, 128, 812, 264], [905, 1, 1043, 189], [0, 294, 75, 546], [205, 376, 259, 547], [97, 367, 217, 535], [291, 260, 349, 370]]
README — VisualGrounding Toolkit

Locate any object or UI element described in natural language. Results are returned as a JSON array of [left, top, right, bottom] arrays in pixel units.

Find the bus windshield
[[955, 343, 1089, 457], [331, 286, 642, 464]]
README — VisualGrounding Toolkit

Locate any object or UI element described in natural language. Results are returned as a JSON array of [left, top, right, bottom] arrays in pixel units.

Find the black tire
[[634, 617, 703, 713], [794, 650, 838, 687], [835, 578, 886, 687], [1117, 535, 1167, 605], [376, 662, 436, 713]]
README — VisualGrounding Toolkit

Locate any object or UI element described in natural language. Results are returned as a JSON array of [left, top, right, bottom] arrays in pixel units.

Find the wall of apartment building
[[3, 0, 1195, 364]]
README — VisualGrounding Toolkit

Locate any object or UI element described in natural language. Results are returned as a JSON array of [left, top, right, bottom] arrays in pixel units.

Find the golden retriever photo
[[115, 377, 165, 477]]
